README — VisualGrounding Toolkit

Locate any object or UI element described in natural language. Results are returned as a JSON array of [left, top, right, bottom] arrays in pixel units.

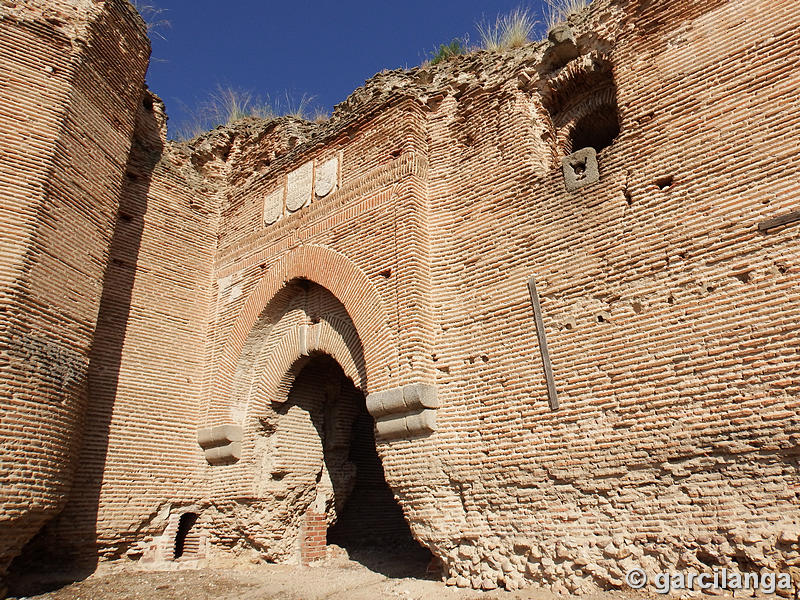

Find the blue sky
[[143, 1, 552, 138]]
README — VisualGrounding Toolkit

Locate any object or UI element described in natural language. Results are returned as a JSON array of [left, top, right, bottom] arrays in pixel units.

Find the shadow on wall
[[284, 353, 432, 577], [325, 387, 433, 580], [7, 92, 163, 595]]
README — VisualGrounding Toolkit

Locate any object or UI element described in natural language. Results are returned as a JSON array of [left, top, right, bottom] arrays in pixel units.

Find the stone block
[[299, 323, 309, 357], [375, 414, 409, 439], [369, 384, 439, 439], [365, 389, 386, 416], [197, 424, 243, 448], [366, 387, 404, 418], [562, 147, 599, 190], [367, 383, 440, 419], [402, 382, 439, 411], [198, 425, 243, 465], [382, 387, 407, 415], [203, 441, 242, 465], [263, 187, 284, 225], [314, 156, 338, 198], [286, 161, 314, 212], [548, 23, 575, 45], [543, 23, 579, 69], [405, 409, 437, 435]]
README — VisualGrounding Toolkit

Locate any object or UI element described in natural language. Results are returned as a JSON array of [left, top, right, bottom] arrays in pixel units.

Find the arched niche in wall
[[209, 245, 398, 423], [536, 28, 621, 190], [198, 245, 401, 464]]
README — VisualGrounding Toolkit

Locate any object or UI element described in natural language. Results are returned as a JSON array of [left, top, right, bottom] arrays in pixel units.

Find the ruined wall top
[[1, 0, 147, 44], [170, 0, 626, 193]]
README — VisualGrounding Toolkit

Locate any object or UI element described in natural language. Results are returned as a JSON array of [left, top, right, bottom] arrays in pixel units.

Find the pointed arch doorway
[[219, 272, 434, 575]]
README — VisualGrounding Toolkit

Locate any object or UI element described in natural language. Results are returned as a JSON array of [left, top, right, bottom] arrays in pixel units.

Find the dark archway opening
[[569, 104, 620, 154], [326, 390, 433, 577], [288, 354, 432, 578], [173, 512, 198, 560]]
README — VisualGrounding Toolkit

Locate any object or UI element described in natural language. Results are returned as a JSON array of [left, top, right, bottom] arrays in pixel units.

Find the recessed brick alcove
[[289, 354, 427, 567]]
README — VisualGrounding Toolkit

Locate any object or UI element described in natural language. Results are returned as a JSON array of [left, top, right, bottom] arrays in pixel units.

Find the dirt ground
[[8, 546, 659, 600]]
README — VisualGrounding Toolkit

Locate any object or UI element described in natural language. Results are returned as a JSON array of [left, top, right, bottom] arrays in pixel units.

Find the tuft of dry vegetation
[[129, 0, 170, 39], [172, 86, 324, 141], [477, 7, 538, 52], [429, 37, 469, 65], [543, 0, 590, 30]]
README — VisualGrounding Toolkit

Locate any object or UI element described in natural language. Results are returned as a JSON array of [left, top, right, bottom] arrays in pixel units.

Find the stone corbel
[[366, 383, 439, 440], [197, 424, 243, 465]]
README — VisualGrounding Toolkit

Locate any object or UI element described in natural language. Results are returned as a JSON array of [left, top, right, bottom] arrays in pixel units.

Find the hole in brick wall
[[624, 187, 633, 206], [667, 296, 675, 305], [568, 104, 620, 155], [258, 416, 276, 434], [173, 512, 199, 559], [142, 96, 154, 111], [326, 390, 421, 550], [112, 257, 133, 269], [655, 175, 674, 190], [379, 268, 392, 278], [424, 94, 443, 112], [732, 553, 759, 573], [696, 550, 719, 566], [733, 271, 751, 283]]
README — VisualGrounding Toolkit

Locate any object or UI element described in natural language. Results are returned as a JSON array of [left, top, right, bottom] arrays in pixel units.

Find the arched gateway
[[198, 247, 435, 566]]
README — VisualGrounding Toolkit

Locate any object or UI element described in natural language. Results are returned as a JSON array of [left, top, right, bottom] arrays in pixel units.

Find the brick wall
[[326, 395, 417, 548], [203, 285, 368, 561], [3, 0, 799, 594], [301, 512, 327, 564], [0, 0, 149, 579], [417, 0, 800, 591], [41, 90, 220, 568], [191, 0, 799, 592]]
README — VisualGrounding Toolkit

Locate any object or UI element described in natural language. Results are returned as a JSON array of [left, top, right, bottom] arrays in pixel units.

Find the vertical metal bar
[[527, 276, 559, 411]]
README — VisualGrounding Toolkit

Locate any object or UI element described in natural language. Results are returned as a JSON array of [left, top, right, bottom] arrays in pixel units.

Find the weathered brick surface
[[194, 0, 800, 591], [2, 0, 799, 594], [0, 0, 149, 579], [40, 89, 219, 568]]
